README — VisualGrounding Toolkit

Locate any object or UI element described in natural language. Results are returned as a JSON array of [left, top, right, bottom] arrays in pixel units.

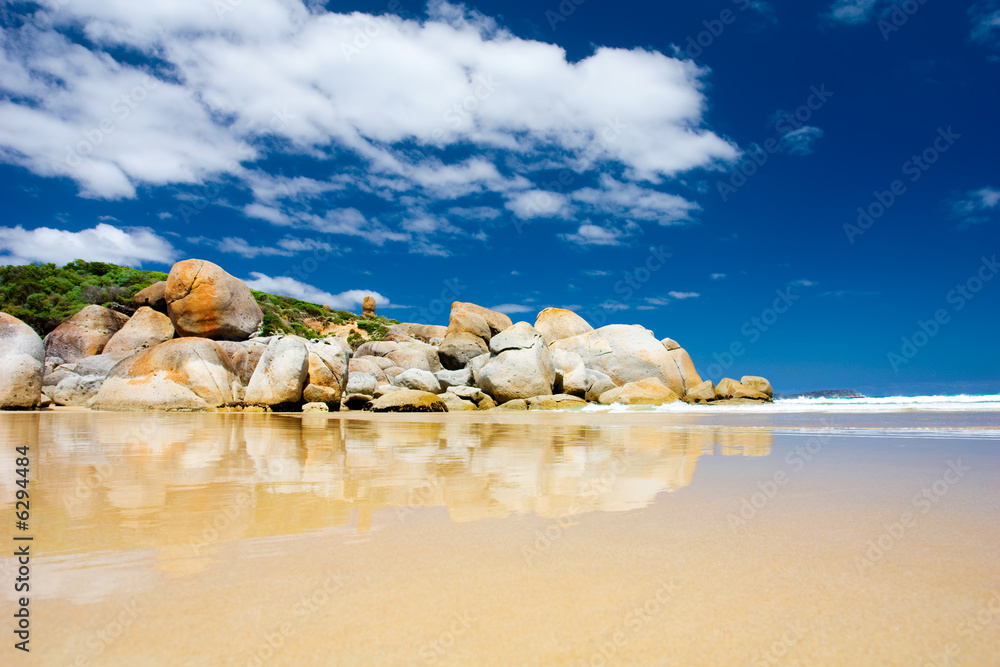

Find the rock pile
[[1, 258, 774, 412]]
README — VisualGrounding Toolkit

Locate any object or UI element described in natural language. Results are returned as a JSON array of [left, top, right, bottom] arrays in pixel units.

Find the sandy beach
[[3, 408, 998, 666]]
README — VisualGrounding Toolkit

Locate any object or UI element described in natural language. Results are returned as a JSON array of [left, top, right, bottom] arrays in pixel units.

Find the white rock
[[392, 369, 442, 394], [345, 372, 378, 397], [0, 313, 44, 408], [244, 336, 310, 406]]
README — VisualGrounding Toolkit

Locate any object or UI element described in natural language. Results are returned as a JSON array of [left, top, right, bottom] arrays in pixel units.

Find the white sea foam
[[579, 394, 1000, 414]]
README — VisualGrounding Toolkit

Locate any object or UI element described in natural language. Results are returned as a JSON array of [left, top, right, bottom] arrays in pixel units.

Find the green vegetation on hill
[[252, 291, 398, 341], [0, 260, 398, 339], [0, 260, 166, 334]]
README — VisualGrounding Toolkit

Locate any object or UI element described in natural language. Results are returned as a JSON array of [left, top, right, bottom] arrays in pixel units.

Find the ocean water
[[583, 393, 1000, 413], [1, 407, 998, 666]]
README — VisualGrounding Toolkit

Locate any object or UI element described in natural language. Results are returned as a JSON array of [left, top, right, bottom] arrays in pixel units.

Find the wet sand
[[2, 410, 999, 666]]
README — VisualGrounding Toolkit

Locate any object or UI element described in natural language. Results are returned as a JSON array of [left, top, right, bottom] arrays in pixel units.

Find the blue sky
[[1, 0, 998, 395]]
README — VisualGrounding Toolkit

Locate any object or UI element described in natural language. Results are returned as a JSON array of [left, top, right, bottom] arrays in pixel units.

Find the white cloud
[[826, 0, 881, 24], [489, 303, 534, 314], [573, 175, 699, 224], [645, 297, 671, 306], [191, 235, 333, 258], [560, 223, 629, 246], [243, 272, 392, 310], [599, 301, 629, 311], [0, 0, 737, 249], [307, 209, 410, 245], [780, 125, 824, 155], [747, 1, 778, 21], [667, 291, 700, 299], [505, 190, 572, 219], [952, 186, 1000, 226], [789, 279, 817, 287], [585, 269, 612, 277], [448, 206, 502, 220], [970, 2, 1000, 46], [0, 223, 177, 267], [710, 273, 727, 280]]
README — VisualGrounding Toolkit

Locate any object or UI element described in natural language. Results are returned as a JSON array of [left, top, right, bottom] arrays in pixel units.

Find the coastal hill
[[0, 260, 397, 345]]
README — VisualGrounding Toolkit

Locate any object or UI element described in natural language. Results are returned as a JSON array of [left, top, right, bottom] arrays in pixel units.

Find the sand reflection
[[0, 411, 771, 575]]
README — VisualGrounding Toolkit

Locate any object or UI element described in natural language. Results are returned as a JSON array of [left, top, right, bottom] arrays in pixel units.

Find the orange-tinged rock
[[44, 305, 129, 362], [165, 259, 263, 340]]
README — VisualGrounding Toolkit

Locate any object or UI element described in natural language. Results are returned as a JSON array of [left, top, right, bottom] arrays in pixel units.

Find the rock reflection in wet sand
[[2, 411, 998, 666], [2, 411, 769, 561]]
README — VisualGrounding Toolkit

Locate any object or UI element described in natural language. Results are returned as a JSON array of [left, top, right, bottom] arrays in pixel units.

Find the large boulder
[[478, 323, 555, 404], [386, 323, 448, 343], [598, 377, 681, 406], [362, 295, 376, 318], [584, 370, 617, 403], [367, 389, 447, 412], [526, 394, 588, 410], [164, 259, 263, 340], [667, 348, 703, 395], [0, 313, 45, 408], [438, 302, 513, 370], [386, 347, 432, 372], [435, 367, 472, 390], [73, 354, 124, 378], [682, 380, 716, 404], [450, 302, 512, 336], [132, 281, 167, 311], [448, 385, 496, 410], [353, 340, 399, 358], [91, 338, 241, 410], [302, 339, 350, 407], [44, 305, 129, 362], [535, 308, 593, 346], [366, 356, 397, 371], [52, 375, 104, 406], [231, 340, 268, 386], [102, 307, 175, 359], [551, 349, 589, 397], [244, 336, 310, 407], [469, 352, 490, 386], [448, 309, 492, 341], [438, 331, 488, 370], [345, 372, 378, 397], [392, 369, 442, 394], [716, 378, 770, 401], [348, 358, 390, 385], [439, 392, 477, 411], [740, 376, 774, 399], [550, 324, 685, 396]]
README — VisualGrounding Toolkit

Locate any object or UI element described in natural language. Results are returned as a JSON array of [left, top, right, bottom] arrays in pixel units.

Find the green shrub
[[0, 259, 386, 339]]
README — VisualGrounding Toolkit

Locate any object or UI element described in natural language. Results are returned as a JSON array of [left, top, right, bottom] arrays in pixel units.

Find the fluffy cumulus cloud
[[242, 273, 394, 310], [505, 191, 572, 219], [0, 223, 177, 266], [0, 0, 736, 251]]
